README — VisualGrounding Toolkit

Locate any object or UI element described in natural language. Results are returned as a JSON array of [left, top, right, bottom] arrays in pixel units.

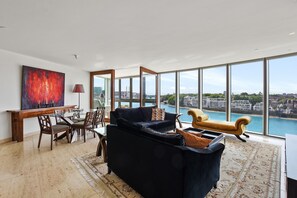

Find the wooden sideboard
[[7, 105, 76, 142]]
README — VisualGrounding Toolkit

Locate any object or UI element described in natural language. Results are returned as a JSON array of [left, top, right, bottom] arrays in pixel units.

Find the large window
[[115, 77, 140, 108], [231, 61, 263, 133], [132, 77, 140, 107], [132, 77, 140, 99], [203, 66, 226, 121], [114, 79, 120, 108], [142, 74, 156, 106], [179, 70, 199, 122], [120, 78, 130, 100], [112, 52, 297, 137], [160, 73, 176, 113], [268, 55, 297, 137]]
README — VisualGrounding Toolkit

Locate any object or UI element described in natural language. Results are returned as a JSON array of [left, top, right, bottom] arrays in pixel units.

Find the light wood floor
[[0, 131, 110, 198], [0, 129, 287, 198]]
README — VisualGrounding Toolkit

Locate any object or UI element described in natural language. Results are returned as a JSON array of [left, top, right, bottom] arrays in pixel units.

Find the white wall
[[0, 49, 90, 141]]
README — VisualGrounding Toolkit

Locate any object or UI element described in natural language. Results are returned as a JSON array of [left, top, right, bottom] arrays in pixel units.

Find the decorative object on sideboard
[[73, 84, 85, 109]]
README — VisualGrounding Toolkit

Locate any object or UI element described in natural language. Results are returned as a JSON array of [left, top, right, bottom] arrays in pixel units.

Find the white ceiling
[[1, 0, 297, 77]]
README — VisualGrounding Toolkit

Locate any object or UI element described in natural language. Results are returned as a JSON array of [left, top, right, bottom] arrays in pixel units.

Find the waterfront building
[[253, 102, 263, 111], [183, 96, 198, 107], [203, 97, 226, 108], [231, 100, 252, 111]]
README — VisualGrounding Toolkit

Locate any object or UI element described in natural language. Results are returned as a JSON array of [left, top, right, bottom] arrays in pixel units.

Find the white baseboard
[[0, 131, 39, 145]]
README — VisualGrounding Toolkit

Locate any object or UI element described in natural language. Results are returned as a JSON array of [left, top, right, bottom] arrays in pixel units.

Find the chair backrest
[[84, 111, 95, 128], [38, 115, 53, 133], [54, 109, 65, 124], [93, 107, 105, 127]]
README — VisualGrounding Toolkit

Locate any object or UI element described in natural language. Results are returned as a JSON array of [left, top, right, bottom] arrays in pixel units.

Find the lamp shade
[[73, 84, 85, 93]]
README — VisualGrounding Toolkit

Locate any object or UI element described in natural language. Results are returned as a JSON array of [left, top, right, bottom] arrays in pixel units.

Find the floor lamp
[[73, 84, 85, 109]]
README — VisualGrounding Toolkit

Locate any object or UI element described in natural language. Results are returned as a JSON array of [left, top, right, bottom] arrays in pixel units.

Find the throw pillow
[[151, 108, 165, 121], [176, 129, 211, 149]]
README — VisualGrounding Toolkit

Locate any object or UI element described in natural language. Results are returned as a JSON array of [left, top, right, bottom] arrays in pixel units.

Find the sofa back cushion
[[140, 127, 184, 146], [139, 106, 156, 121], [115, 108, 145, 122]]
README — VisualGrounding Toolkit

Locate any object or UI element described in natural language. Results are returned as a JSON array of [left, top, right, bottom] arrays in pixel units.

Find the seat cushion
[[56, 121, 67, 125], [52, 125, 69, 132], [72, 121, 88, 128]]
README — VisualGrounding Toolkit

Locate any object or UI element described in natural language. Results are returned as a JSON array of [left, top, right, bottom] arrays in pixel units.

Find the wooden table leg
[[96, 133, 103, 156], [96, 133, 107, 162], [100, 137, 107, 162], [11, 113, 23, 142]]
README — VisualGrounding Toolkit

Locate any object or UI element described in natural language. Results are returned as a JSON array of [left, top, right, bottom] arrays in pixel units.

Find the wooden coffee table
[[92, 127, 107, 162]]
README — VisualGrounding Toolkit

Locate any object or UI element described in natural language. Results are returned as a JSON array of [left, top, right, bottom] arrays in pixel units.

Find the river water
[[160, 104, 297, 137]]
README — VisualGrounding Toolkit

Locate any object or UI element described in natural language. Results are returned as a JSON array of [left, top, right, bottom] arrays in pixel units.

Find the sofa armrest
[[165, 112, 177, 121], [235, 116, 251, 127], [182, 143, 225, 198], [110, 111, 117, 125], [188, 108, 209, 122], [165, 112, 178, 129], [198, 114, 209, 122]]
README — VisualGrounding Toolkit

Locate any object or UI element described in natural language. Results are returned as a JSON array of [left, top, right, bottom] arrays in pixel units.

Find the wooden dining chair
[[93, 107, 105, 128], [37, 115, 70, 150], [72, 111, 95, 142]]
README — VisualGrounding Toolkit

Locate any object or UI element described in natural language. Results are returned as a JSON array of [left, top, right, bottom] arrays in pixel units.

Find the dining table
[[54, 108, 99, 143]]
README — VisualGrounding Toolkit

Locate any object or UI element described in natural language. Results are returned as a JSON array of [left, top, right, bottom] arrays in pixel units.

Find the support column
[[226, 64, 231, 121], [263, 58, 269, 136], [198, 69, 203, 109]]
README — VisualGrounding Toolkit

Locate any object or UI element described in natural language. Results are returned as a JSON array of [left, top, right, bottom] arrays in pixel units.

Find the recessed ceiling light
[[289, 32, 296, 36]]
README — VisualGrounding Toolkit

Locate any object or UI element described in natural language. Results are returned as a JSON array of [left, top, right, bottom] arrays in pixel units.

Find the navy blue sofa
[[110, 106, 177, 132], [107, 120, 225, 198]]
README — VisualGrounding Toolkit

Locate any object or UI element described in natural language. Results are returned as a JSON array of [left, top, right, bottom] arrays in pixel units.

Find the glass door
[[90, 70, 115, 120]]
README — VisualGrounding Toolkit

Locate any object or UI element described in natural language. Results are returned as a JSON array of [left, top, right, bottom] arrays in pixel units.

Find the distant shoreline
[[161, 103, 297, 121]]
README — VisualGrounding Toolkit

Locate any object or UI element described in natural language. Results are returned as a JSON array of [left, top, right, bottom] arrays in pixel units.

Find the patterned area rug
[[72, 137, 281, 198]]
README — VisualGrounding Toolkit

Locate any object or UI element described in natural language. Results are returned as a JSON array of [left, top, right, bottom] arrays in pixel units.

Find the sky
[[159, 55, 297, 95], [94, 55, 297, 96]]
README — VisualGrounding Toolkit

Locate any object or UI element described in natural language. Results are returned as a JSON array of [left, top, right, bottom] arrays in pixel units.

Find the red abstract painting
[[21, 66, 65, 109]]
